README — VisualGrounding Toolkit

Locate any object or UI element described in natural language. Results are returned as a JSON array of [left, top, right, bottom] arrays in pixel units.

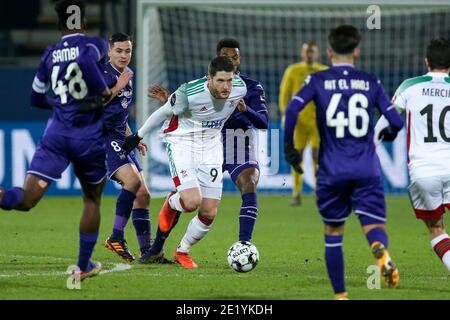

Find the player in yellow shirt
[[279, 42, 328, 206]]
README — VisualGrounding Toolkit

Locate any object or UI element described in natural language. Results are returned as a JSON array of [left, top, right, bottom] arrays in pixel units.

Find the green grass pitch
[[0, 194, 449, 300]]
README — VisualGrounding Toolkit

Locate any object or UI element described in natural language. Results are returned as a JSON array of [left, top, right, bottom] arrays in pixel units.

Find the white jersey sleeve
[[169, 83, 189, 115], [392, 80, 409, 111]]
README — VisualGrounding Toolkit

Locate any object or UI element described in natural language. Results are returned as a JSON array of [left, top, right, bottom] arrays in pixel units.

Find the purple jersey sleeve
[[374, 80, 403, 131], [77, 54, 108, 95], [30, 91, 56, 109], [33, 48, 50, 86], [85, 37, 108, 63], [243, 83, 269, 129], [76, 37, 109, 95], [284, 75, 316, 144], [31, 47, 55, 109]]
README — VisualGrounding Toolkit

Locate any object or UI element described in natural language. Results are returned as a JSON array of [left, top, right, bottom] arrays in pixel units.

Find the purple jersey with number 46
[[284, 64, 403, 226], [285, 64, 403, 184]]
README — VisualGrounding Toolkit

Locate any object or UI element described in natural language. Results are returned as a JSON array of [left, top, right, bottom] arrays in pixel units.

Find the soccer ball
[[227, 241, 259, 272]]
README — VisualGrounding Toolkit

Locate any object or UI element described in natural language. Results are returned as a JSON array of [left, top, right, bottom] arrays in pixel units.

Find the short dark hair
[[426, 38, 450, 70], [55, 0, 86, 31], [109, 32, 132, 46], [208, 56, 234, 77], [216, 38, 240, 55], [328, 25, 361, 54]]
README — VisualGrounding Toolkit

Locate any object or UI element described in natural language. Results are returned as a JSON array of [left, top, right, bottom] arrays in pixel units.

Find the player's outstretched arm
[[374, 113, 400, 142], [122, 102, 174, 154], [126, 123, 148, 156], [374, 82, 405, 142], [239, 85, 269, 129], [148, 84, 171, 103]]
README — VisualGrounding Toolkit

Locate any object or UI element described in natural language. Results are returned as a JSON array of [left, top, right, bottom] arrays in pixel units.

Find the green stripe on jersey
[[445, 77, 450, 84], [187, 78, 207, 90], [187, 88, 205, 96], [187, 82, 205, 93], [165, 143, 178, 178], [396, 76, 432, 94]]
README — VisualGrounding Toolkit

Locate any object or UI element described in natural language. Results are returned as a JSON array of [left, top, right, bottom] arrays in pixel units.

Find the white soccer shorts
[[408, 175, 450, 220], [165, 141, 223, 200]]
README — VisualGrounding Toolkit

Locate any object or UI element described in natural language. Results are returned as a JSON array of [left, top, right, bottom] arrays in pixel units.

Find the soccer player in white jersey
[[122, 56, 247, 268], [376, 39, 450, 272]]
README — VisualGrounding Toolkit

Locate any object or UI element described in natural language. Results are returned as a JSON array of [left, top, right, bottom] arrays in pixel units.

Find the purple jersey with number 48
[[31, 33, 109, 139]]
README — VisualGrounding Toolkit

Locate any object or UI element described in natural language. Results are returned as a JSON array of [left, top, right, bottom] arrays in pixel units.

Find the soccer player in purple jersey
[[140, 38, 268, 264], [101, 33, 166, 263], [0, 0, 125, 281], [284, 25, 403, 299]]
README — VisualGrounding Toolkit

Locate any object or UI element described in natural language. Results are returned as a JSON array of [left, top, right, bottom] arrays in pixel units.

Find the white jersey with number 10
[[393, 72, 450, 181]]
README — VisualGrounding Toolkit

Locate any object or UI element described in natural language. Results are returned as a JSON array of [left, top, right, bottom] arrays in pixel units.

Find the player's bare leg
[[174, 197, 219, 269], [78, 179, 106, 280], [235, 167, 260, 242], [324, 224, 348, 300], [162, 187, 201, 231], [104, 164, 141, 262], [423, 217, 450, 271], [362, 224, 399, 288], [0, 174, 49, 211]]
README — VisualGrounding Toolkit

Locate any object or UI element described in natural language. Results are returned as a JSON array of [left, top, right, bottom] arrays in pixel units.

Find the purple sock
[[239, 192, 258, 242], [132, 208, 152, 254], [77, 231, 99, 272], [0, 187, 24, 210], [325, 235, 346, 294], [366, 227, 388, 248], [111, 189, 136, 240], [148, 212, 181, 256]]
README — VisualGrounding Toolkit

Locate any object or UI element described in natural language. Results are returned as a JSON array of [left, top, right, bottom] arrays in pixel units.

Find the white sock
[[431, 233, 450, 271], [168, 192, 184, 212], [177, 215, 212, 253], [442, 252, 450, 272]]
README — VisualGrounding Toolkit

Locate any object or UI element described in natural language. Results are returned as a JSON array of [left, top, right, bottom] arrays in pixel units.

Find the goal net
[[136, 0, 450, 194]]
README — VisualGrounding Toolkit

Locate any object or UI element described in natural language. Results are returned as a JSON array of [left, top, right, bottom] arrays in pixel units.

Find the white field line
[[0, 254, 131, 278], [1, 254, 449, 281]]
